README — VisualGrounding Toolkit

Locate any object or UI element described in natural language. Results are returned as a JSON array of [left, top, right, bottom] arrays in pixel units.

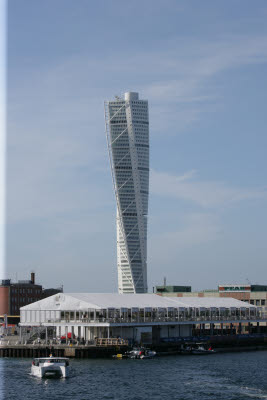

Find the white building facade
[[19, 293, 265, 345], [105, 92, 149, 293]]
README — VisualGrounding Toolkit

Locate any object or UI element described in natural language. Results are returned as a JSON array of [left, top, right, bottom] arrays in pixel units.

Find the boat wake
[[240, 387, 267, 399], [185, 377, 267, 399]]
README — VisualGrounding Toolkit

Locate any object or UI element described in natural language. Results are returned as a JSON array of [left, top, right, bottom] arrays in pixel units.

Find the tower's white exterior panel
[[105, 92, 149, 293]]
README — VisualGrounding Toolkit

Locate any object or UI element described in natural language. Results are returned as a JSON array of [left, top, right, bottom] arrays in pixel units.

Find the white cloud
[[143, 35, 267, 101], [150, 169, 266, 208], [139, 34, 267, 134]]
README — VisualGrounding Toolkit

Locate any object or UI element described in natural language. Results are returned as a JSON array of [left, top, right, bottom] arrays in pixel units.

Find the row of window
[[250, 299, 266, 306], [111, 138, 149, 146], [11, 287, 41, 294], [113, 148, 148, 155], [132, 112, 148, 117], [110, 120, 149, 125], [130, 103, 147, 107], [11, 297, 36, 303]]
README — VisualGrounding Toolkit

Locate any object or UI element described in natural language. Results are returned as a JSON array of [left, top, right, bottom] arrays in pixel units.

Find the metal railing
[[96, 338, 128, 346], [41, 313, 266, 325]]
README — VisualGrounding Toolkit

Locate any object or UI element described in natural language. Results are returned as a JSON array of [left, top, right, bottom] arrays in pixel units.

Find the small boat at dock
[[181, 343, 215, 355], [113, 347, 156, 359]]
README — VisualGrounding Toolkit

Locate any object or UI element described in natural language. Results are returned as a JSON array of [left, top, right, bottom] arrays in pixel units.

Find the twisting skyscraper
[[105, 92, 149, 293]]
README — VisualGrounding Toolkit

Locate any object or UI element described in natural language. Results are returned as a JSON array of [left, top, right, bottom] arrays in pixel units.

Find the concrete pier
[[0, 344, 130, 358], [1, 334, 266, 358]]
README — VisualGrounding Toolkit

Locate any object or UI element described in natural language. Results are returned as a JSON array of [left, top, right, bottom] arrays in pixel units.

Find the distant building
[[218, 285, 267, 307], [155, 283, 266, 306], [155, 283, 267, 332], [42, 288, 63, 299], [0, 273, 63, 318], [105, 92, 149, 294], [155, 285, 191, 294]]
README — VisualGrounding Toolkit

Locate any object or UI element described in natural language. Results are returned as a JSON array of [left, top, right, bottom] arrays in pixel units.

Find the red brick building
[[0, 273, 62, 317]]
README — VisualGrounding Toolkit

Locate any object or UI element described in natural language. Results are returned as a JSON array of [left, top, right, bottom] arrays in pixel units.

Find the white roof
[[166, 296, 255, 309], [20, 293, 255, 311]]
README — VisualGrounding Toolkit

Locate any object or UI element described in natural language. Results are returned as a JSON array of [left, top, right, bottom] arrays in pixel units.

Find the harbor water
[[1, 351, 266, 400]]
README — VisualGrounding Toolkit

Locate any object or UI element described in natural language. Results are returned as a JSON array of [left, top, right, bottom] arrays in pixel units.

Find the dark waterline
[[1, 351, 267, 400]]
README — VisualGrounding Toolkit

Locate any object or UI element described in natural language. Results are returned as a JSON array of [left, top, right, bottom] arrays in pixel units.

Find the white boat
[[128, 348, 156, 359], [31, 356, 70, 378], [181, 343, 215, 355], [191, 345, 215, 355], [112, 347, 156, 360], [140, 350, 157, 359]]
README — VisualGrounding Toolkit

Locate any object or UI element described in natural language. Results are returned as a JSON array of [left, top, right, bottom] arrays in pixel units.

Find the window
[[261, 300, 265, 306], [256, 300, 260, 306]]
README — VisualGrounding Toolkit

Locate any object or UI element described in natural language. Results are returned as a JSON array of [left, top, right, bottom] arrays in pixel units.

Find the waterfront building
[[105, 92, 149, 294], [19, 293, 265, 345], [155, 283, 267, 333], [155, 283, 267, 307], [0, 273, 62, 321]]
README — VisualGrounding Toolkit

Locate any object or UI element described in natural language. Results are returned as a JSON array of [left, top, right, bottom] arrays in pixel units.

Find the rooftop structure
[[218, 284, 267, 293], [155, 285, 191, 293], [20, 292, 261, 314], [105, 92, 149, 294]]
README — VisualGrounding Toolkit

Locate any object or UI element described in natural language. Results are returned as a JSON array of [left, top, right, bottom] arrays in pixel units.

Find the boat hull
[[31, 364, 69, 378]]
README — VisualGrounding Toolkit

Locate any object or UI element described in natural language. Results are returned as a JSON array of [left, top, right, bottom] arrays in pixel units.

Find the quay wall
[[1, 335, 266, 358], [0, 344, 130, 359]]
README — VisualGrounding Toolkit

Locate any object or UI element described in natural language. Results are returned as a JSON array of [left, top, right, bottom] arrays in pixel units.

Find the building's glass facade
[[105, 92, 149, 293]]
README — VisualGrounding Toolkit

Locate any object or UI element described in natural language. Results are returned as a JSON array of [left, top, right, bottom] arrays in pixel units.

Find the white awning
[[20, 293, 257, 314]]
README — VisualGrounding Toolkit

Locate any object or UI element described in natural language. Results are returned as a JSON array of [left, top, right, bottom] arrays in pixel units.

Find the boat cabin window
[[34, 358, 69, 365]]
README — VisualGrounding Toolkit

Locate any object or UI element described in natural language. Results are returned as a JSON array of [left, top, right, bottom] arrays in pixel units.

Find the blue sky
[[0, 0, 6, 279], [5, 0, 267, 291]]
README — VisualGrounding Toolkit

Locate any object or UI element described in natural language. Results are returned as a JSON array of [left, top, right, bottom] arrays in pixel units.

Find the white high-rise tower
[[105, 92, 149, 293]]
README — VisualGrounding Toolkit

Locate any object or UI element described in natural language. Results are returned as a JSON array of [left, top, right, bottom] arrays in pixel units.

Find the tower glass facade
[[105, 92, 149, 293]]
